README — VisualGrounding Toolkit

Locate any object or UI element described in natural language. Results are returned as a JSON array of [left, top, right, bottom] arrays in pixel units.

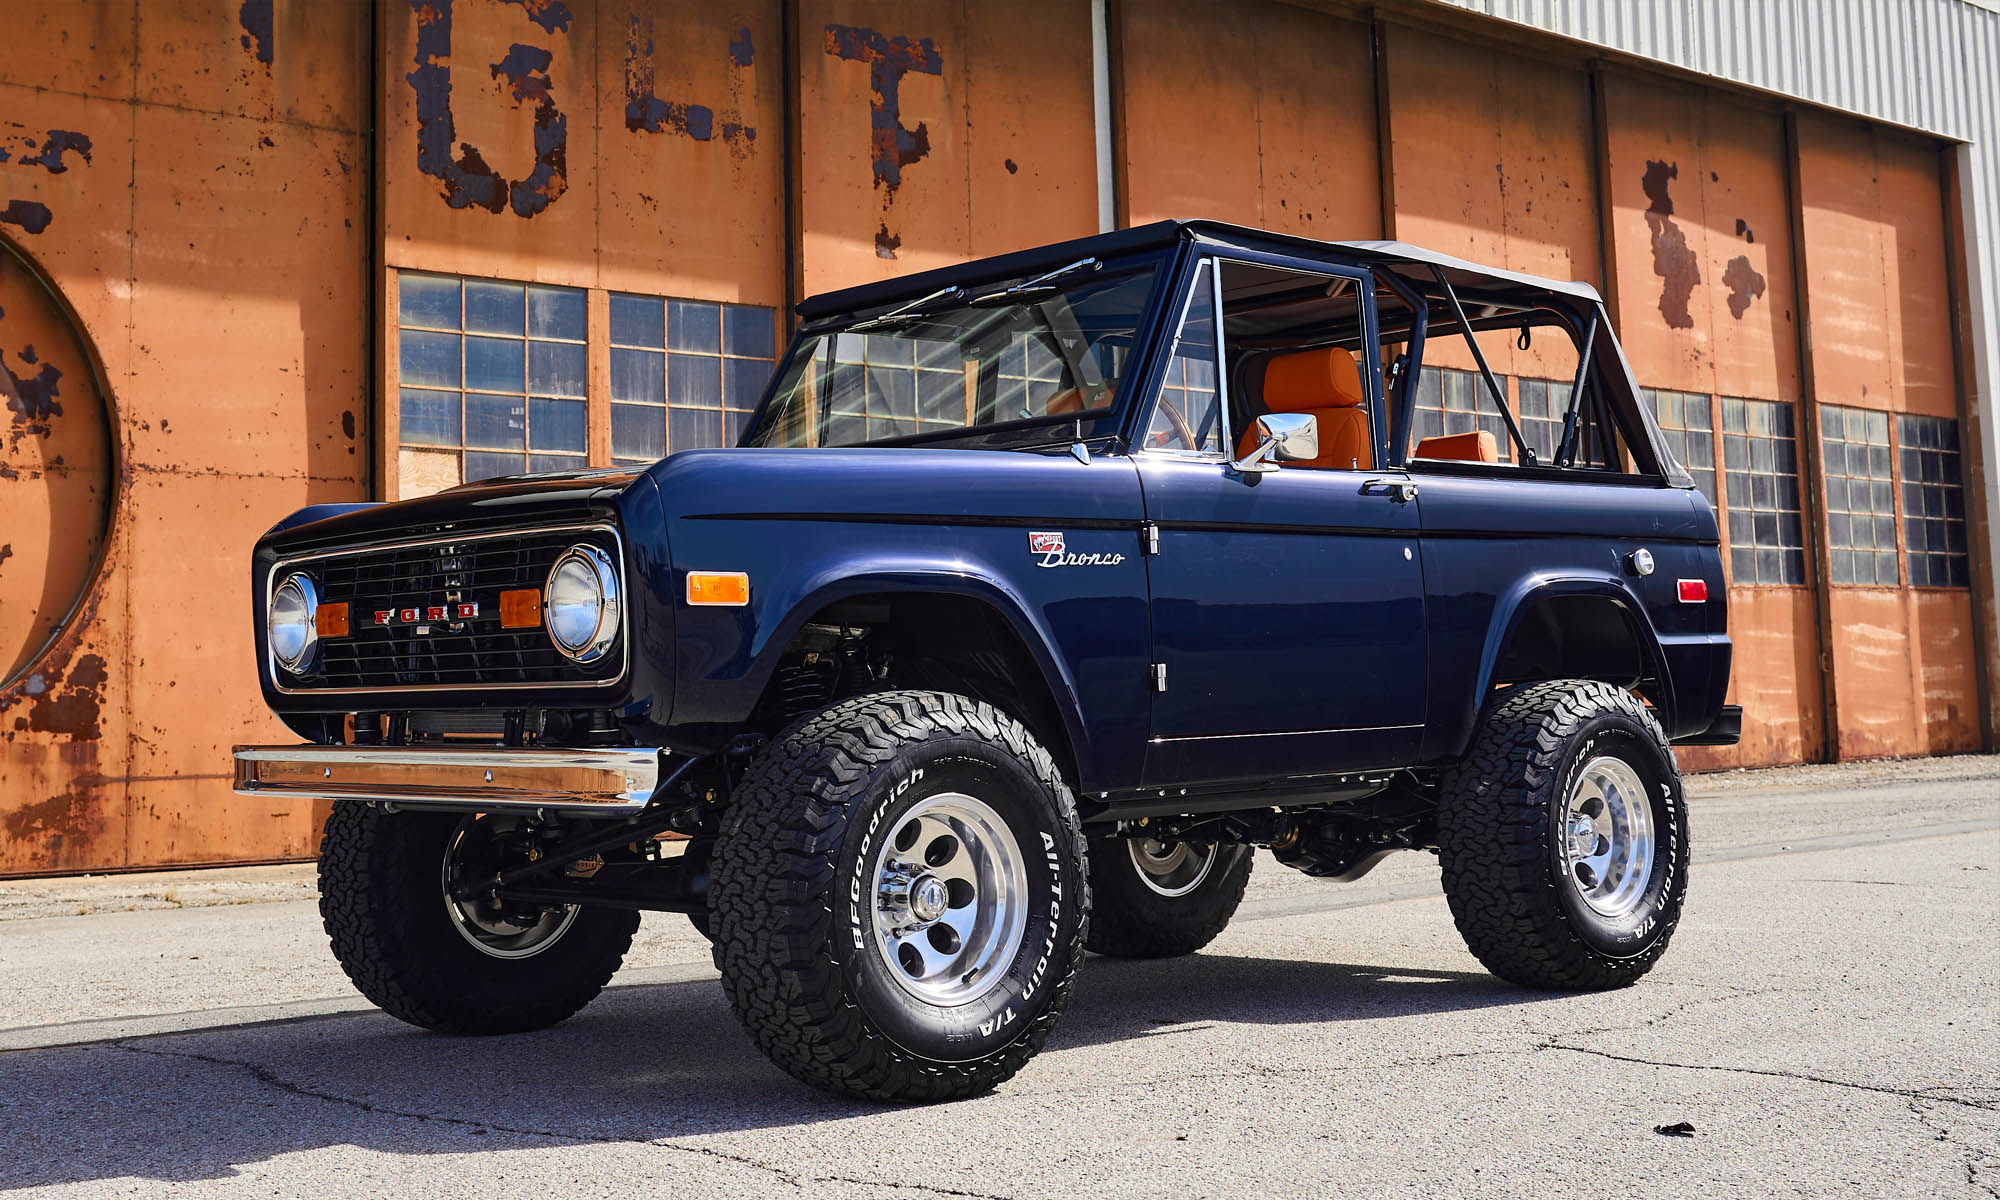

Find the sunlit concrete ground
[[2, 754, 1995, 1198]]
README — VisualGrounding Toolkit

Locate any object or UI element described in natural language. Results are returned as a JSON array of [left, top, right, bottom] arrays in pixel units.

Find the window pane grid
[[397, 272, 586, 489], [1897, 413, 1970, 588], [1719, 397, 1806, 586], [1646, 387, 1717, 507], [610, 294, 777, 463], [1412, 366, 1514, 461], [1820, 404, 1900, 586]]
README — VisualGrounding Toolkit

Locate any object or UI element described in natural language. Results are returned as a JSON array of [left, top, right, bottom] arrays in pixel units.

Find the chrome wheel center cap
[[1566, 813, 1598, 859], [911, 875, 949, 923]]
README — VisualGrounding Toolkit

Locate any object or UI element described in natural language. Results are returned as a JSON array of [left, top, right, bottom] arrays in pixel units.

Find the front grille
[[276, 526, 624, 692]]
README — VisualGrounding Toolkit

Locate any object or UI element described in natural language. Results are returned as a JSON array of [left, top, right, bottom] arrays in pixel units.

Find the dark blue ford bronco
[[237, 221, 1739, 1102]]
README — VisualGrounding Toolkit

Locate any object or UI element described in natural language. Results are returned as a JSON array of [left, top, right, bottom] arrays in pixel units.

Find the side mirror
[[1232, 412, 1319, 474]]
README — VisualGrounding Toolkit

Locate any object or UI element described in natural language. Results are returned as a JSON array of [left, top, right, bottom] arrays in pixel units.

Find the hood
[[263, 467, 649, 554]]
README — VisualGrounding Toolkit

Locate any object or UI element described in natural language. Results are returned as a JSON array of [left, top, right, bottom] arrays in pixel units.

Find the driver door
[[1139, 257, 1429, 786]]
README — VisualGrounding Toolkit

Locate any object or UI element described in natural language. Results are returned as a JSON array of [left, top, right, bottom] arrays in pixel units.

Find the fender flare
[[1467, 571, 1678, 737], [744, 560, 1097, 783]]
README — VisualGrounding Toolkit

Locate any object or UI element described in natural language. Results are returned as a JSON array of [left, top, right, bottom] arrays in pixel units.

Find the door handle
[[1362, 478, 1418, 503]]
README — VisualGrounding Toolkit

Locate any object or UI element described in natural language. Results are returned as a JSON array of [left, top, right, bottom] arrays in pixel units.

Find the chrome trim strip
[[1148, 723, 1424, 744], [265, 522, 628, 697], [233, 744, 663, 814]]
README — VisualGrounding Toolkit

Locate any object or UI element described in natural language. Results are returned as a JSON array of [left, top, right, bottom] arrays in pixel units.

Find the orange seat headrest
[[1262, 348, 1366, 413], [1412, 430, 1499, 463]]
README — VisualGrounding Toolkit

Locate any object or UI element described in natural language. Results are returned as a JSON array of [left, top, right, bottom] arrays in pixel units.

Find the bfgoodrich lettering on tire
[[1436, 679, 1689, 991], [708, 690, 1090, 1103]]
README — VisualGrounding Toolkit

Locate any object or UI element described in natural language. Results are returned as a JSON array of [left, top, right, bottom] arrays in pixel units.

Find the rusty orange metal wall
[[0, 0, 370, 875], [0, 1, 1987, 874], [796, 0, 1099, 297], [1379, 24, 1598, 382], [1795, 110, 1982, 760], [1116, 0, 1381, 239], [1598, 74, 1816, 769]]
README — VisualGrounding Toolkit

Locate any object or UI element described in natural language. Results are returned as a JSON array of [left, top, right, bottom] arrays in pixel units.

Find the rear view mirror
[[1233, 412, 1318, 474]]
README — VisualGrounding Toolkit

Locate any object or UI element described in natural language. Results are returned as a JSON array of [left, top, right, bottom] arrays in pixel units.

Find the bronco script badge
[[1029, 531, 1126, 569]]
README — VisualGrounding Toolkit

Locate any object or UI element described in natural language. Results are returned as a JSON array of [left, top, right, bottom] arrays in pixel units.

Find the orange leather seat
[[1235, 347, 1372, 470], [1412, 430, 1499, 463]]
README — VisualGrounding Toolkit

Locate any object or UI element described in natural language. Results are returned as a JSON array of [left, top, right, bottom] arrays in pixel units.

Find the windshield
[[743, 259, 1163, 448]]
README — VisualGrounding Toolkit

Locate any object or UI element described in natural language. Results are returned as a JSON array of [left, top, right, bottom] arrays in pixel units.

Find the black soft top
[[794, 220, 1604, 319]]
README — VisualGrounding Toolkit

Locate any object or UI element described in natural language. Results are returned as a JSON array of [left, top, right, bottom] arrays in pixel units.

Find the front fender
[[663, 544, 1110, 785]]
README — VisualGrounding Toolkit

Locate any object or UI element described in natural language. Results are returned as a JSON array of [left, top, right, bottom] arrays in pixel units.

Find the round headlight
[[544, 545, 621, 662], [268, 573, 319, 673]]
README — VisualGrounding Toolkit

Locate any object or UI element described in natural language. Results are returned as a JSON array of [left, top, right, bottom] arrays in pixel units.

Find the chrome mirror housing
[[1232, 412, 1319, 474]]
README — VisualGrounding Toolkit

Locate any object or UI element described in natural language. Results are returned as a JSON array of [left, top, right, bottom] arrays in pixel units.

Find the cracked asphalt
[[2, 754, 1996, 1198]]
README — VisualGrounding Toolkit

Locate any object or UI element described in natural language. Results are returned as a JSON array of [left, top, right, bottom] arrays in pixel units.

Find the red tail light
[[1677, 579, 1708, 604]]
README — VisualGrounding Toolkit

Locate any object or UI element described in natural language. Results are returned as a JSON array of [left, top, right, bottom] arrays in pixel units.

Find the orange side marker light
[[686, 571, 750, 607]]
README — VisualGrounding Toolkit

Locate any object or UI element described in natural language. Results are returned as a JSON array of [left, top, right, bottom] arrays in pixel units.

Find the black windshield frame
[[737, 250, 1177, 452]]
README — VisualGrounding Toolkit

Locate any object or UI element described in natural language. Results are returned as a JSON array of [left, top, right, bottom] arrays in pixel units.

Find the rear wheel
[[709, 690, 1089, 1103], [1085, 836, 1252, 958], [1437, 679, 1689, 990], [319, 804, 639, 1034]]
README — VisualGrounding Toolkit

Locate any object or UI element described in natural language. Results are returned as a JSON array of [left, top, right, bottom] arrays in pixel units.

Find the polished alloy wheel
[[440, 819, 579, 960], [1559, 755, 1656, 919], [870, 792, 1028, 1006], [1127, 837, 1217, 898]]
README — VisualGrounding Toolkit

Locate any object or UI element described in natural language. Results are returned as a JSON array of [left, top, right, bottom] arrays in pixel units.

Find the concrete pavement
[[1, 754, 1995, 1197]]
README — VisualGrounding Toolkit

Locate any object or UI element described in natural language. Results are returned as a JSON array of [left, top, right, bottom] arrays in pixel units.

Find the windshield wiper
[[967, 258, 1101, 306], [848, 284, 967, 332]]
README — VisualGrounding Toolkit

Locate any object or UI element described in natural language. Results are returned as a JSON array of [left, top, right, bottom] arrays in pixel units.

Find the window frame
[[1134, 250, 1384, 469]]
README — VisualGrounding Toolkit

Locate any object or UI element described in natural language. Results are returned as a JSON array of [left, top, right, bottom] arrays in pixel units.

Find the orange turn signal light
[[686, 571, 750, 607], [315, 602, 350, 639], [499, 588, 543, 629]]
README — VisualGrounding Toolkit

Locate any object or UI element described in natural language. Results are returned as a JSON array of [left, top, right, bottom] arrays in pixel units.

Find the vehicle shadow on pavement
[[0, 952, 1542, 1189]]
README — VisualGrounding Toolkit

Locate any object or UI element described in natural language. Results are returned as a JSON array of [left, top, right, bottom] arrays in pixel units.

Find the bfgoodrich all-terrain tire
[[709, 690, 1090, 1103], [1437, 679, 1690, 991], [319, 803, 640, 1035], [1085, 837, 1252, 958]]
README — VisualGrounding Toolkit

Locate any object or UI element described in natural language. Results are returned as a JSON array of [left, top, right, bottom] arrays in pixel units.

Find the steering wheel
[[1145, 396, 1199, 451]]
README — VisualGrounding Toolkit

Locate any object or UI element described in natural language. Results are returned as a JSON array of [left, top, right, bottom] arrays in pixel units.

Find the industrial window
[[823, 332, 968, 444], [1720, 398, 1806, 586], [1820, 404, 1899, 586], [1646, 388, 1718, 507], [1411, 367, 1515, 460], [1898, 414, 1970, 588], [397, 273, 589, 486], [609, 296, 776, 465]]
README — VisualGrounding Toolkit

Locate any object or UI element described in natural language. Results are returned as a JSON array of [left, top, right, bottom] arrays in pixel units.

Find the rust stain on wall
[[0, 202, 50, 235], [1723, 254, 1767, 319], [238, 0, 274, 66], [624, 14, 756, 149], [407, 0, 570, 218], [2, 338, 64, 448], [1642, 159, 1698, 329], [824, 23, 942, 259]]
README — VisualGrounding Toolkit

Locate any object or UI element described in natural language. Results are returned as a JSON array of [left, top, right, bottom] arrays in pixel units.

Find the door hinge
[[1141, 521, 1160, 555], [1151, 662, 1168, 692]]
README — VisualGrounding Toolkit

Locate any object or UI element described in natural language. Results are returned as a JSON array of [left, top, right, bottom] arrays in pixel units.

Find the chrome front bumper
[[232, 745, 665, 815]]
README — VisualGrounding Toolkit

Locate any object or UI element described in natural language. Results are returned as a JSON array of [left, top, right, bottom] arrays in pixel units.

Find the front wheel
[[319, 804, 639, 1034], [1437, 679, 1689, 991], [709, 691, 1090, 1103]]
